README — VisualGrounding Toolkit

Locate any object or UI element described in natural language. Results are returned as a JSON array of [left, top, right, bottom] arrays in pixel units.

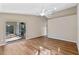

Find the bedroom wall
[[0, 17, 5, 44], [48, 15, 77, 43], [0, 13, 46, 44], [77, 4, 79, 51]]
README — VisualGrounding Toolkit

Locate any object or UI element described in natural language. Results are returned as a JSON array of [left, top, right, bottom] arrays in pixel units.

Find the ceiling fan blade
[[40, 9, 46, 16]]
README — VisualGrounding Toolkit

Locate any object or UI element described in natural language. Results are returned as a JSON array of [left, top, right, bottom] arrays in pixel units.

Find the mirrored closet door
[[5, 22, 26, 42]]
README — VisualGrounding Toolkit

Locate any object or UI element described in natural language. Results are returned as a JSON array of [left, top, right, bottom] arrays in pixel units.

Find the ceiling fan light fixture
[[54, 7, 57, 10], [40, 9, 46, 16], [40, 12, 45, 16]]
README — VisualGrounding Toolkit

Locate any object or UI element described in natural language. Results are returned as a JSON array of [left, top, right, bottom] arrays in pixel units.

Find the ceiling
[[47, 6, 77, 19], [0, 3, 77, 16]]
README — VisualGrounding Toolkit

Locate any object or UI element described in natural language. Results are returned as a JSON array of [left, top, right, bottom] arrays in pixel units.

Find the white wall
[[48, 15, 77, 43], [0, 13, 46, 44], [77, 4, 79, 51], [40, 17, 47, 36], [0, 17, 5, 44]]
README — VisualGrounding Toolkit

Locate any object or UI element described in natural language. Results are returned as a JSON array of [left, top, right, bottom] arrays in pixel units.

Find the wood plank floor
[[0, 36, 78, 55]]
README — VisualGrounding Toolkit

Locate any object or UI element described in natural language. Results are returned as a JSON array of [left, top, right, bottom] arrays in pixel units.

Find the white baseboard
[[0, 43, 6, 46], [5, 36, 21, 42], [47, 36, 76, 43]]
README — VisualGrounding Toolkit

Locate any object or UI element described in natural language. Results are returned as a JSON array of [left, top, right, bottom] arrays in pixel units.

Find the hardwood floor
[[0, 36, 78, 55]]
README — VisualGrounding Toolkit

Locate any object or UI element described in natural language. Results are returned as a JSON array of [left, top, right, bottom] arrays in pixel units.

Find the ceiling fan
[[40, 8, 57, 17]]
